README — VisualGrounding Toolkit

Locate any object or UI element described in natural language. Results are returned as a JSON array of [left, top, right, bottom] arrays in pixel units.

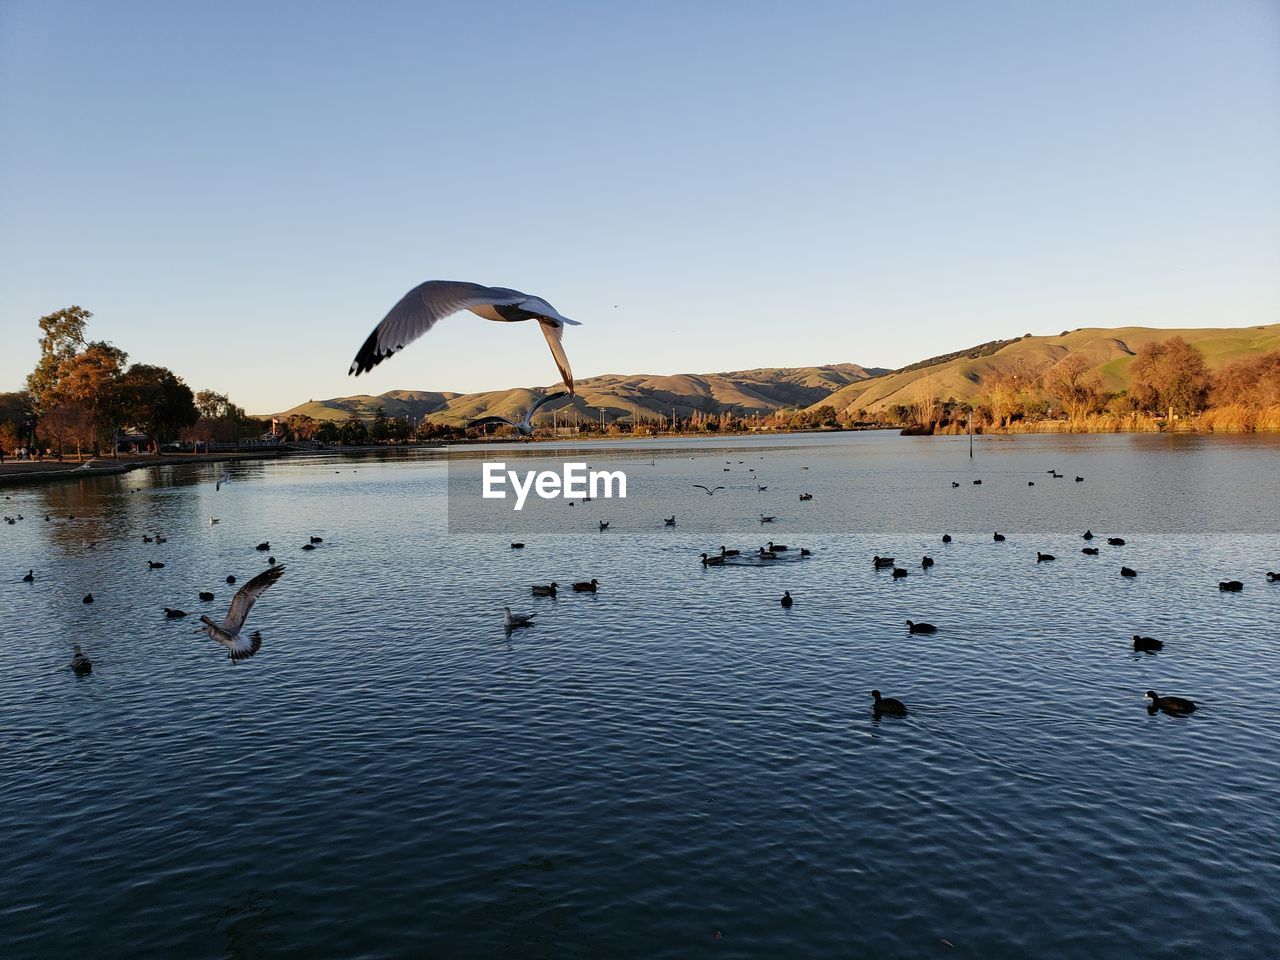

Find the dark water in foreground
[[1, 433, 1278, 958]]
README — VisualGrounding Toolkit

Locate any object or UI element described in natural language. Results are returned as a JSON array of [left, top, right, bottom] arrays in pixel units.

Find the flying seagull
[[692, 485, 725, 496], [349, 280, 583, 394], [195, 565, 285, 662], [466, 391, 569, 438]]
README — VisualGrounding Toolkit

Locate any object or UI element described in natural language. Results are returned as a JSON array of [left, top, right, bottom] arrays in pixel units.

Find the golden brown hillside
[[813, 324, 1280, 415], [269, 364, 883, 426]]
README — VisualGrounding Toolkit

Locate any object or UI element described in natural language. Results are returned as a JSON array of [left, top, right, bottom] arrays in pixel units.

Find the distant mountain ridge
[[268, 363, 887, 426], [264, 323, 1279, 426]]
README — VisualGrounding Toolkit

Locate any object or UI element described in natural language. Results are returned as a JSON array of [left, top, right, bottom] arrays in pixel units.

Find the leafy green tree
[[370, 405, 391, 442], [112, 364, 199, 452], [26, 306, 91, 412], [338, 414, 368, 444], [314, 420, 340, 443]]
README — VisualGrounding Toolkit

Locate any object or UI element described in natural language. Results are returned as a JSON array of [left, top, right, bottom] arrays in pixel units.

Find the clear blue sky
[[2, 0, 1277, 413]]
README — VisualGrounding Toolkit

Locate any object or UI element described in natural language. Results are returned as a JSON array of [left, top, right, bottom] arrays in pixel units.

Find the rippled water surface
[[2, 433, 1278, 958]]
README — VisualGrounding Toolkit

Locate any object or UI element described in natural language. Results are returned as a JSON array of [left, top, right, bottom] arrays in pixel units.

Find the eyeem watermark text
[[482, 462, 628, 510]]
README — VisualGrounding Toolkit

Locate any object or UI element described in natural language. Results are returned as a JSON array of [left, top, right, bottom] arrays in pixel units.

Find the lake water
[[2, 432, 1278, 958]]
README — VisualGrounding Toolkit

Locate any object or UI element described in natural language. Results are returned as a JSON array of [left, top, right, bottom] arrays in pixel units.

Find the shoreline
[[5, 426, 1275, 488]]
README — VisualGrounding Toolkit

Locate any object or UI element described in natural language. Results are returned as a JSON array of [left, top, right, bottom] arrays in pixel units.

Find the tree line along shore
[[3, 307, 1279, 460]]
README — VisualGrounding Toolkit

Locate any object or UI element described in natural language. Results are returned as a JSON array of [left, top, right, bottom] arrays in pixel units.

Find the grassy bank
[[925, 404, 1280, 435]]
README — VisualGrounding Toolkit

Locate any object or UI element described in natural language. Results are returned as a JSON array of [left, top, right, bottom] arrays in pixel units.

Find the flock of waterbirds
[[7, 278, 1277, 717], [5, 471, 318, 671], [5, 438, 1277, 714], [489, 459, 1276, 719]]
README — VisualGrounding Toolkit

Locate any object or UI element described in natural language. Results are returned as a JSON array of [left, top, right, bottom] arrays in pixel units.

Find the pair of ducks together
[[531, 579, 598, 597], [869, 689, 1195, 717]]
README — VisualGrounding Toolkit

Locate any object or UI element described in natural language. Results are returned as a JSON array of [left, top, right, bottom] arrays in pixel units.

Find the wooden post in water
[[968, 409, 974, 459]]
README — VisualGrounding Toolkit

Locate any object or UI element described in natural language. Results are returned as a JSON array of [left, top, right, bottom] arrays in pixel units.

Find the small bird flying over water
[[466, 391, 569, 438], [350, 280, 583, 394], [692, 485, 725, 496], [195, 565, 286, 662]]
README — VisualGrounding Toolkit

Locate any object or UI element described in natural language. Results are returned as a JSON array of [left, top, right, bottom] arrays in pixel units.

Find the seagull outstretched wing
[[693, 485, 725, 495], [350, 280, 583, 394], [219, 565, 285, 634], [538, 322, 574, 394], [350, 281, 515, 376]]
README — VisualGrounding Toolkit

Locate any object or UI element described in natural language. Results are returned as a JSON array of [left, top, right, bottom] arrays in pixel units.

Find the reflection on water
[[1, 433, 1278, 959]]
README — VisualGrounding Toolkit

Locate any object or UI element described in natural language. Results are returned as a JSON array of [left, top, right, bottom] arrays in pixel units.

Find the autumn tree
[[980, 369, 1021, 429], [0, 392, 32, 453], [26, 306, 91, 412], [284, 414, 321, 441], [1130, 337, 1210, 418], [1211, 351, 1280, 408], [0, 420, 19, 456], [112, 364, 199, 451], [1042, 353, 1101, 423], [49, 341, 129, 449]]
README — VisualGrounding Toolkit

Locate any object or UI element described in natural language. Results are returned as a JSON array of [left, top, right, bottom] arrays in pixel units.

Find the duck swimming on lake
[[71, 644, 92, 675], [1037, 552, 1055, 563], [1218, 580, 1243, 592], [22, 569, 34, 583], [780, 591, 793, 607], [701, 553, 725, 566], [871, 690, 908, 716], [1082, 547, 1099, 555], [1121, 567, 1137, 577], [532, 582, 558, 597], [873, 556, 895, 568], [906, 620, 937, 634], [1133, 635, 1163, 652], [1146, 690, 1196, 715], [993, 532, 1005, 542], [573, 579, 599, 592]]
